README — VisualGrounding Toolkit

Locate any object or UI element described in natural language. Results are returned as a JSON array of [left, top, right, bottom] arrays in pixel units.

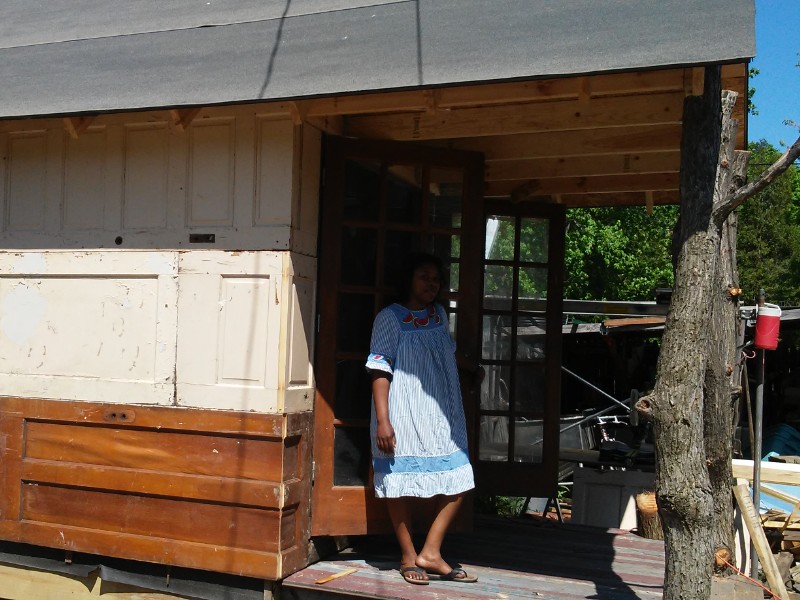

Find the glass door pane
[[477, 212, 552, 464]]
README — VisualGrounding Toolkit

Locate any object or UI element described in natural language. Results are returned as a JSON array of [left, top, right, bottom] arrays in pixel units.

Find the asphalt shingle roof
[[0, 0, 755, 118]]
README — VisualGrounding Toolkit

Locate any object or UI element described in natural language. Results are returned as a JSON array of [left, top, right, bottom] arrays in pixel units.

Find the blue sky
[[748, 0, 800, 149]]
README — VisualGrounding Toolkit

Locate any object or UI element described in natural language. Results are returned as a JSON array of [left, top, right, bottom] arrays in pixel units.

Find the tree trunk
[[637, 60, 800, 598], [640, 66, 722, 600], [704, 91, 747, 564]]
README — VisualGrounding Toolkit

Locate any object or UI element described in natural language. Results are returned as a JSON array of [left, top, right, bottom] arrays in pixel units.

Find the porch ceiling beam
[[302, 64, 745, 118], [508, 190, 678, 208], [486, 172, 679, 198], [304, 70, 684, 117], [485, 150, 680, 181], [344, 92, 685, 141], [445, 124, 683, 161]]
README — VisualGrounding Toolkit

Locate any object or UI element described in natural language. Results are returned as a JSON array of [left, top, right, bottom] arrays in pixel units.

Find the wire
[[721, 557, 785, 599]]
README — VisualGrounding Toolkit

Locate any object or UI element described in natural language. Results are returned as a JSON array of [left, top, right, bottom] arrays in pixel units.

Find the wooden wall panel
[[0, 398, 313, 581], [6, 133, 47, 231], [23, 421, 285, 480], [0, 105, 298, 249], [0, 251, 178, 405], [219, 277, 272, 383], [292, 123, 321, 255], [123, 124, 169, 230], [189, 119, 234, 227], [287, 278, 314, 387], [176, 251, 284, 412], [21, 485, 285, 552], [255, 117, 294, 227], [64, 129, 106, 230]]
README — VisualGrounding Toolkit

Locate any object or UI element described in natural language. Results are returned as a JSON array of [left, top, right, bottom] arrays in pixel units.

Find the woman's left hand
[[376, 420, 396, 454]]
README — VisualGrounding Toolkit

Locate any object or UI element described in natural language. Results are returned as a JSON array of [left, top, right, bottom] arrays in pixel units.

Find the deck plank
[[283, 515, 664, 599]]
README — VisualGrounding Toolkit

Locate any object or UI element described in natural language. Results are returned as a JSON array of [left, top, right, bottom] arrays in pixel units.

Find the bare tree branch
[[714, 134, 800, 224]]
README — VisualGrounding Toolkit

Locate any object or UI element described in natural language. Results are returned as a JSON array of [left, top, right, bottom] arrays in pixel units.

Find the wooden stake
[[315, 567, 358, 584], [733, 482, 789, 599]]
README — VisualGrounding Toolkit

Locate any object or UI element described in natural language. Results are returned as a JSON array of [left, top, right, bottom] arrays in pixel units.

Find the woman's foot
[[400, 564, 429, 585], [416, 555, 477, 582]]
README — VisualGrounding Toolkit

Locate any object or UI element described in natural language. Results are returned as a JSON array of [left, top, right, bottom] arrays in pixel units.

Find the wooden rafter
[[447, 124, 683, 160], [344, 92, 685, 141], [504, 190, 679, 208], [684, 67, 706, 97], [485, 151, 680, 181], [294, 62, 746, 208], [497, 172, 678, 199], [63, 116, 96, 139], [171, 107, 202, 131], [301, 64, 745, 118]]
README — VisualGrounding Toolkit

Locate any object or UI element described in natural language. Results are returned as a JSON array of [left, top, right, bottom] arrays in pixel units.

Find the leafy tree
[[747, 66, 759, 115], [737, 140, 800, 304], [564, 206, 677, 301]]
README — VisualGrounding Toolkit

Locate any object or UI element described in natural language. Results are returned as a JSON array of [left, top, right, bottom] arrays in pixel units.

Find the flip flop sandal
[[399, 565, 429, 585], [427, 567, 478, 583]]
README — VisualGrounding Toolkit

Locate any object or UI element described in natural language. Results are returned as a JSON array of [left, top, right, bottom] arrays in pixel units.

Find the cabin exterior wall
[[0, 103, 321, 581], [0, 104, 321, 414]]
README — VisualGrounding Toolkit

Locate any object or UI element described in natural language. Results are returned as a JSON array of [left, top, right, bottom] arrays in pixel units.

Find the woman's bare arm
[[372, 372, 395, 454]]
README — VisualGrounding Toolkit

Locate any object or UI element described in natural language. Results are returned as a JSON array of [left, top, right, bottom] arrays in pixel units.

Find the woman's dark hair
[[396, 252, 446, 303]]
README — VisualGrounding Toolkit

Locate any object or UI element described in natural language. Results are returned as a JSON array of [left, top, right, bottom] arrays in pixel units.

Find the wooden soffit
[[303, 64, 748, 207]]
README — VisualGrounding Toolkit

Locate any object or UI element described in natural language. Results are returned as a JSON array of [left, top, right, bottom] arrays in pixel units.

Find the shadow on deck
[[282, 514, 664, 600]]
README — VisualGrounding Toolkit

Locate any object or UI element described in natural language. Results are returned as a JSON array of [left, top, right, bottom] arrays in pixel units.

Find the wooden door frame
[[311, 136, 484, 536]]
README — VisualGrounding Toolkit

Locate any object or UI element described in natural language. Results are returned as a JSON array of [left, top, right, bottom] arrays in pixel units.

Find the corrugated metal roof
[[0, 0, 755, 119]]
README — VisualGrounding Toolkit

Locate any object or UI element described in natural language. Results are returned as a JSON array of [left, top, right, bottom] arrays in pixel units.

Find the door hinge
[[317, 314, 321, 333], [311, 460, 316, 484]]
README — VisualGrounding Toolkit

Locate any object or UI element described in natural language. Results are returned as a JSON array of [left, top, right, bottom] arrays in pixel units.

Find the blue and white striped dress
[[366, 303, 475, 498]]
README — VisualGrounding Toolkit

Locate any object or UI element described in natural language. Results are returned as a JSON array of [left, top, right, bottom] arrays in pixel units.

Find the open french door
[[474, 201, 566, 497], [311, 137, 484, 536]]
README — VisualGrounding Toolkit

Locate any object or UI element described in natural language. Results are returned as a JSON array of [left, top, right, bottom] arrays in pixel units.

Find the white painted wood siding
[[0, 251, 178, 404], [0, 104, 319, 254], [0, 104, 321, 413]]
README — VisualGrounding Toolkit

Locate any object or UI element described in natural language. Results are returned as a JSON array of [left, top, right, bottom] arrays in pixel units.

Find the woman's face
[[408, 263, 441, 308]]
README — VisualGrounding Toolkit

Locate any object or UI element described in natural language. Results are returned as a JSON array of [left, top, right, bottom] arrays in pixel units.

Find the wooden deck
[[282, 515, 664, 599]]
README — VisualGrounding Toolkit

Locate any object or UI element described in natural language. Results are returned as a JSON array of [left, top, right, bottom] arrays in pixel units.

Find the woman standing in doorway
[[365, 252, 477, 585]]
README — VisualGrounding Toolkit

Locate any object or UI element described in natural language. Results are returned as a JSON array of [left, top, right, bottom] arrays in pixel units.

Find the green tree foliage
[[737, 140, 800, 304], [748, 66, 759, 116], [484, 216, 549, 298], [563, 206, 677, 300]]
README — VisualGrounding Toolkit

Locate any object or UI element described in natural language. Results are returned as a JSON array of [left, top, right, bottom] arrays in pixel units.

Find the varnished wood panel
[[21, 484, 286, 552], [21, 461, 284, 508], [0, 397, 312, 580], [23, 421, 284, 481]]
